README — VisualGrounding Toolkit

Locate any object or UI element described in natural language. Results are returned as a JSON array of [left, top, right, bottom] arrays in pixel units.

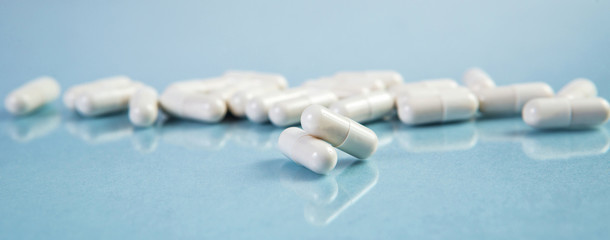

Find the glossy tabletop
[[1, 1, 609, 239]]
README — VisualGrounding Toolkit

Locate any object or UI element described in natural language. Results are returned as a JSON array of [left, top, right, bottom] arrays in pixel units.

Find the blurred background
[[1, 0, 608, 89], [1, 1, 610, 239]]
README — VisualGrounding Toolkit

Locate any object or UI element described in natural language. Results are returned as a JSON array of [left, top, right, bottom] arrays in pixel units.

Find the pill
[[228, 86, 282, 117], [477, 82, 554, 115], [329, 91, 394, 123], [462, 68, 496, 92], [210, 81, 280, 101], [556, 78, 597, 99], [522, 97, 610, 129], [389, 78, 458, 95], [224, 71, 288, 89], [269, 90, 338, 127], [397, 88, 479, 125], [159, 87, 227, 123], [5, 76, 61, 116], [63, 76, 132, 110], [75, 82, 143, 117], [301, 105, 378, 159], [246, 88, 314, 123], [278, 127, 338, 174], [363, 70, 404, 87], [166, 77, 233, 94], [129, 86, 159, 127], [334, 70, 403, 88]]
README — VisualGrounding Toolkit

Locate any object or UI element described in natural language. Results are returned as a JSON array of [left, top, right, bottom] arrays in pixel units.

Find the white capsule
[[5, 76, 60, 116], [166, 77, 233, 94], [477, 82, 554, 115], [75, 82, 143, 117], [63, 76, 132, 110], [228, 86, 282, 117], [278, 127, 338, 174], [556, 78, 597, 99], [246, 88, 314, 123], [269, 90, 338, 127], [159, 87, 227, 123], [363, 70, 404, 87], [397, 88, 479, 125], [462, 68, 496, 92], [129, 86, 159, 127], [224, 71, 288, 89], [329, 91, 394, 123], [522, 97, 610, 129], [389, 78, 458, 95], [301, 105, 378, 159]]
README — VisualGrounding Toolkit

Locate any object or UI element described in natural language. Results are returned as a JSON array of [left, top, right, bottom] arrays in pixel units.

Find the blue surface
[[1, 0, 610, 239]]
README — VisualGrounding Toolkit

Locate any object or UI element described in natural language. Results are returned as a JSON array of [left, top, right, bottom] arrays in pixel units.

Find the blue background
[[1, 0, 609, 239]]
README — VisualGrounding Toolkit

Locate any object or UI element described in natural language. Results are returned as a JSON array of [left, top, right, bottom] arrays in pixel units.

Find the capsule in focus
[[301, 105, 378, 159], [278, 127, 338, 174]]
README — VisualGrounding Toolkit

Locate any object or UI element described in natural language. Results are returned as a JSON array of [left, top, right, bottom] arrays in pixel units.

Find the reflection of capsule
[[303, 161, 378, 226], [280, 163, 339, 205], [132, 128, 160, 153], [280, 160, 378, 226], [65, 115, 133, 144], [228, 121, 283, 150], [160, 121, 231, 151], [5, 106, 60, 142], [475, 118, 529, 143], [395, 121, 477, 152], [521, 128, 609, 160]]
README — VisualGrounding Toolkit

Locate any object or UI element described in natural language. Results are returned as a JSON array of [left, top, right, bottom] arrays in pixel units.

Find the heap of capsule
[[3, 69, 610, 175]]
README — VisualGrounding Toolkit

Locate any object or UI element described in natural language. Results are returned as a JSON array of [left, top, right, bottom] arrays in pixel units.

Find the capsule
[[246, 88, 314, 123], [228, 86, 282, 117], [5, 76, 60, 116], [166, 77, 233, 94], [329, 91, 394, 123], [224, 71, 288, 89], [63, 76, 132, 110], [129, 86, 159, 127], [556, 78, 597, 99], [269, 90, 338, 127], [522, 98, 610, 129], [397, 88, 479, 125], [462, 68, 496, 92], [477, 82, 554, 116], [159, 87, 227, 123], [75, 82, 143, 117], [278, 127, 337, 174], [389, 78, 458, 95], [334, 70, 404, 88], [363, 70, 404, 87], [301, 105, 378, 159]]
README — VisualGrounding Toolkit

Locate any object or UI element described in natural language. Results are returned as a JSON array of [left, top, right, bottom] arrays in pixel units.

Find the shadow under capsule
[[64, 114, 134, 144], [521, 128, 610, 161], [280, 160, 379, 226], [394, 120, 477, 153], [5, 105, 61, 143]]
